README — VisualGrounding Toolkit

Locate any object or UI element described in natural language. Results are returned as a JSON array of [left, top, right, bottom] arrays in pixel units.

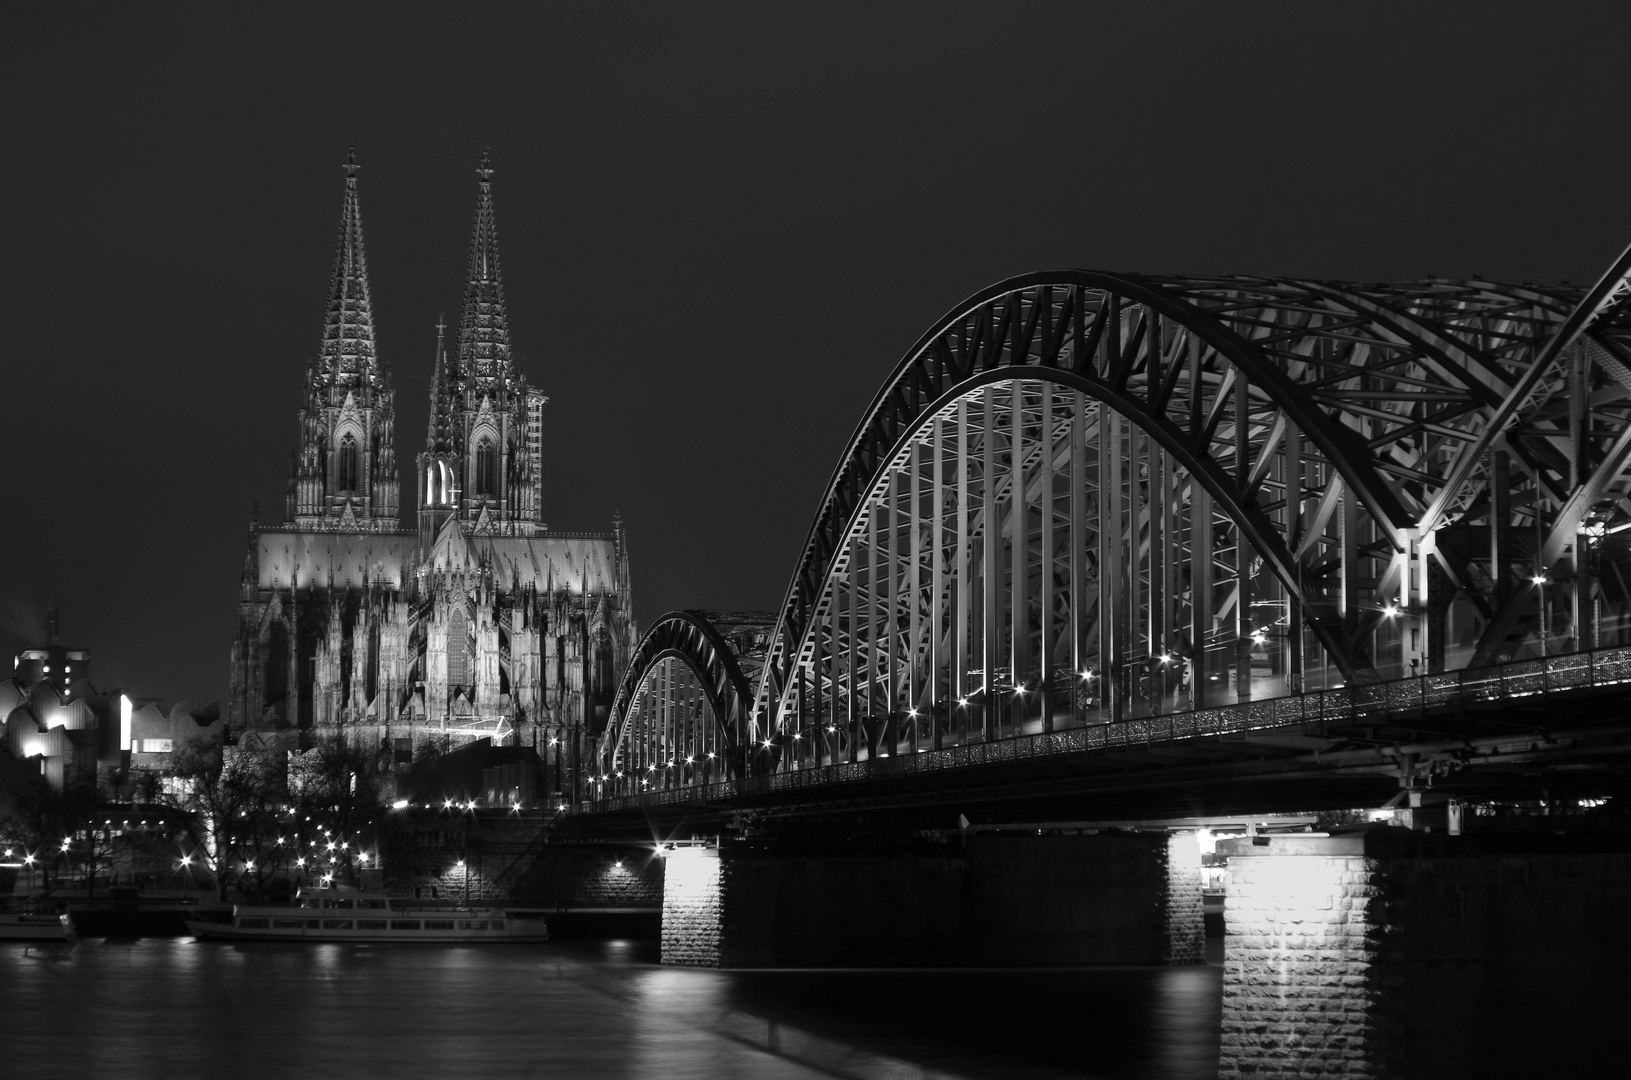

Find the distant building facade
[[226, 152, 636, 770], [0, 620, 221, 792]]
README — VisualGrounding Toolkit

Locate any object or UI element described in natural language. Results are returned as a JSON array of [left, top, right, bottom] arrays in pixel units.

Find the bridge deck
[[579, 645, 1631, 829]]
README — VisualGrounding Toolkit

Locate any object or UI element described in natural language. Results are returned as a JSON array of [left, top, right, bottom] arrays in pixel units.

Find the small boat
[[0, 911, 76, 941], [186, 886, 548, 943]]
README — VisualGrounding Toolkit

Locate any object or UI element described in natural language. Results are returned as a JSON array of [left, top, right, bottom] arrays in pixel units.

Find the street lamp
[[455, 858, 468, 906]]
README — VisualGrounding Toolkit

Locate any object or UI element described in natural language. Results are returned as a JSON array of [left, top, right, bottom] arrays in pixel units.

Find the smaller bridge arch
[[596, 610, 774, 798]]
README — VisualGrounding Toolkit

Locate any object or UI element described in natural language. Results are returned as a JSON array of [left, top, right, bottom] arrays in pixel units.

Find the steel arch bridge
[[594, 245, 1631, 801]]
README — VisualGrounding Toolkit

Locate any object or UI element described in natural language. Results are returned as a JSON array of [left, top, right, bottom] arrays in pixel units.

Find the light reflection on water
[[1, 939, 1219, 1079]]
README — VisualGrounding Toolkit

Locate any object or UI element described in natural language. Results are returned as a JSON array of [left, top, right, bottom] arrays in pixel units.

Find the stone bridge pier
[[659, 829, 1206, 968], [1217, 828, 1631, 1079]]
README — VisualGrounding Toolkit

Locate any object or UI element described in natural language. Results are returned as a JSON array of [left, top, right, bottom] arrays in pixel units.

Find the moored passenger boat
[[186, 886, 548, 943], [0, 911, 76, 941]]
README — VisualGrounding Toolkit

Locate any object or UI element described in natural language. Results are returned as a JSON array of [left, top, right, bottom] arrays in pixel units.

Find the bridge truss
[[597, 250, 1631, 800]]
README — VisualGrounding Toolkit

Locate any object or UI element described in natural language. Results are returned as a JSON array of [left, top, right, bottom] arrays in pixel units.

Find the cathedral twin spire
[[288, 149, 545, 539]]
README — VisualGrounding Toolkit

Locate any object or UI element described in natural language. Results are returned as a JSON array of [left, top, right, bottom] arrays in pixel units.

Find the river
[[1, 937, 1222, 1079]]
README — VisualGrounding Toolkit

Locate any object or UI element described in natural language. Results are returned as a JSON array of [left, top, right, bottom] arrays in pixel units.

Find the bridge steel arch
[[596, 258, 1631, 798], [597, 610, 771, 793]]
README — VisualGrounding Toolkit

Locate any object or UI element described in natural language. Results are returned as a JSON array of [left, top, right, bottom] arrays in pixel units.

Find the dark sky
[[6, 2, 1631, 706]]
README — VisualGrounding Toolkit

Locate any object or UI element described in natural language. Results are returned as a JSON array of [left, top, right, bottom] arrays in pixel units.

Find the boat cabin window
[[326, 899, 355, 910], [360, 899, 387, 910]]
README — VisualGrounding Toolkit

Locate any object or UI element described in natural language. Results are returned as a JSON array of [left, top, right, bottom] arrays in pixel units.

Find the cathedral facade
[[226, 153, 636, 773]]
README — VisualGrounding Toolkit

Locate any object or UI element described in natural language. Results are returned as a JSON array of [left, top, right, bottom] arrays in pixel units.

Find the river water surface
[[2, 938, 1221, 1079]]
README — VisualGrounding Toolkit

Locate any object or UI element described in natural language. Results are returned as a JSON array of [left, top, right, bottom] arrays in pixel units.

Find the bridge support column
[[659, 846, 728, 967], [659, 830, 1205, 968], [1217, 831, 1631, 1079]]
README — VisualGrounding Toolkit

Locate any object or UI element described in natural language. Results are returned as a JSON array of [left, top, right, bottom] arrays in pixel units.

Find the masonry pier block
[[660, 830, 1205, 968], [1217, 829, 1631, 1079]]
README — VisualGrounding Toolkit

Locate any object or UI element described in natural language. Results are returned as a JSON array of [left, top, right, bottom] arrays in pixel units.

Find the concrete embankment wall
[[380, 811, 662, 932]]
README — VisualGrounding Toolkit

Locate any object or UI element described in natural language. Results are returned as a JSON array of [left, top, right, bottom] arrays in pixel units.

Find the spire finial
[[477, 147, 493, 182], [344, 145, 359, 179]]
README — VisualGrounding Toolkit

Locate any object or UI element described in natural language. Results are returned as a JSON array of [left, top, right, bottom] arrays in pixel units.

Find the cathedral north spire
[[319, 146, 381, 388], [287, 150, 400, 531]]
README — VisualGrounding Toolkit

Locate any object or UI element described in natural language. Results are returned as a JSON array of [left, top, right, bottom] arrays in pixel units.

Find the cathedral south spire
[[417, 152, 547, 540], [457, 148, 514, 392], [287, 150, 401, 531]]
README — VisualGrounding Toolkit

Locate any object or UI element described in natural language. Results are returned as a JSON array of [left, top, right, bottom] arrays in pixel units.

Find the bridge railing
[[582, 644, 1631, 813]]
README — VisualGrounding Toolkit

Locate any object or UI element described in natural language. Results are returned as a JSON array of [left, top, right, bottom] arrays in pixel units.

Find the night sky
[[6, 2, 1631, 706]]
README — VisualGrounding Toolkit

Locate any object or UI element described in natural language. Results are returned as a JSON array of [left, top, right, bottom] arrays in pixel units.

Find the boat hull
[[187, 915, 548, 944], [0, 914, 75, 941]]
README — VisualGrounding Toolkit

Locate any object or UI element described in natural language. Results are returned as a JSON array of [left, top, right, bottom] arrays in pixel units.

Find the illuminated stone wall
[[1218, 833, 1631, 1079], [660, 847, 725, 966], [382, 811, 661, 910], [1162, 831, 1207, 965], [1218, 837, 1382, 1078]]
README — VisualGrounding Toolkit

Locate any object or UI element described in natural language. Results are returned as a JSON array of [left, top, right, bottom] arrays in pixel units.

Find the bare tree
[[0, 768, 61, 891], [161, 738, 289, 900], [288, 733, 392, 883]]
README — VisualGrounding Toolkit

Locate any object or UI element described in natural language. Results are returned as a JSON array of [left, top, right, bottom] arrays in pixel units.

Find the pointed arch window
[[475, 437, 497, 497], [338, 433, 359, 491], [447, 606, 469, 689]]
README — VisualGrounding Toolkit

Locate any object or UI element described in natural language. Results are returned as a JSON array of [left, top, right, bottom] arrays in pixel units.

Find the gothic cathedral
[[226, 152, 637, 771]]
